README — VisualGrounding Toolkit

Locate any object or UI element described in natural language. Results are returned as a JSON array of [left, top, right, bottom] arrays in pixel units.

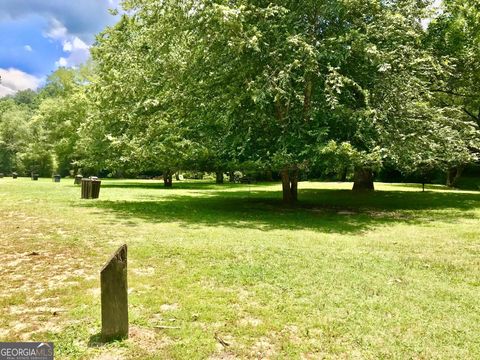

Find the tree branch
[[463, 108, 479, 122], [431, 89, 475, 98]]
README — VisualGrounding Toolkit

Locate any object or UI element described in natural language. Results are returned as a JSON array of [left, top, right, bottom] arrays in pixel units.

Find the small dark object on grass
[[74, 174, 83, 185], [12, 172, 18, 179], [81, 178, 101, 199], [27, 251, 40, 256], [53, 174, 61, 182], [215, 333, 231, 347], [31, 173, 39, 181]]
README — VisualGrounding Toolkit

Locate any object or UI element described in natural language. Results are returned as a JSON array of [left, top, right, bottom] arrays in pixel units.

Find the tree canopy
[[0, 0, 478, 201]]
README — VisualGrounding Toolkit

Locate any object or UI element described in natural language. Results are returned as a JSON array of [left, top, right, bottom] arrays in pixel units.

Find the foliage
[[82, 0, 480, 196], [424, 0, 480, 169], [35, 67, 91, 176], [0, 67, 91, 176], [0, 0, 479, 191], [0, 99, 31, 174]]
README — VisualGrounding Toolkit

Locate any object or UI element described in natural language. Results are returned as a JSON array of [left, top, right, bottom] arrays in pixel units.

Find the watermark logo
[[0, 342, 54, 360]]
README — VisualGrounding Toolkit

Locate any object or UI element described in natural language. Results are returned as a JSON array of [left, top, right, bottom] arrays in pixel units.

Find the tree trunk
[[281, 169, 298, 204], [215, 171, 224, 184], [352, 168, 374, 191], [340, 167, 348, 182], [175, 172, 180, 181], [446, 165, 464, 188], [229, 171, 235, 183], [164, 170, 173, 188]]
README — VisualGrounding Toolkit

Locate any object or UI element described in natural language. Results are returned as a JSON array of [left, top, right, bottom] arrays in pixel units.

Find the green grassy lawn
[[0, 178, 479, 359]]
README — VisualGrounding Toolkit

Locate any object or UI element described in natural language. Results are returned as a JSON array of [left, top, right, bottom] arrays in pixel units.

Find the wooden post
[[101, 244, 128, 342]]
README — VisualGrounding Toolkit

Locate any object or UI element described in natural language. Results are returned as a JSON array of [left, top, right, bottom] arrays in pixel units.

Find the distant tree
[[13, 89, 38, 108], [0, 95, 56, 176], [35, 67, 91, 176], [0, 99, 31, 174], [426, 0, 480, 187]]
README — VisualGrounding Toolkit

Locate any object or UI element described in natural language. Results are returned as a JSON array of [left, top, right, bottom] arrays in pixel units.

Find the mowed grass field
[[0, 177, 479, 359]]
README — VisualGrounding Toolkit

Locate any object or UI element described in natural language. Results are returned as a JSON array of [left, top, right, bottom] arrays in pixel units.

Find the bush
[[17, 148, 55, 177]]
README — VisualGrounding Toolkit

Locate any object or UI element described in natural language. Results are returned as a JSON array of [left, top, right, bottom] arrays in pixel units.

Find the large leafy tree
[[88, 0, 474, 200]]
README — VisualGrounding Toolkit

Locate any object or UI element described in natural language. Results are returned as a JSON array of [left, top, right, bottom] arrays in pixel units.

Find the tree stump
[[101, 244, 128, 342]]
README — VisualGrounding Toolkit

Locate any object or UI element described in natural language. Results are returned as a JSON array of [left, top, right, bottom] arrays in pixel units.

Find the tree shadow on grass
[[80, 187, 480, 234]]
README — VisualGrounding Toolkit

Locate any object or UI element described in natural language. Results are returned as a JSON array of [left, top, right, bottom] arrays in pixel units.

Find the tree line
[[0, 0, 479, 203]]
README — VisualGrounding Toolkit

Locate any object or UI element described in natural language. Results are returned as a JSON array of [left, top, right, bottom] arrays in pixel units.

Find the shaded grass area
[[0, 178, 479, 359], [89, 181, 480, 234], [457, 176, 480, 191]]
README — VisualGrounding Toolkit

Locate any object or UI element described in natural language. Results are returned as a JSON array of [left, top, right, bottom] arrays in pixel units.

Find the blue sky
[[0, 0, 119, 97], [0, 0, 443, 98]]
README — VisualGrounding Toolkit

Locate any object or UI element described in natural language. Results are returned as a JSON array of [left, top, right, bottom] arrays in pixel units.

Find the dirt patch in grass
[[250, 336, 277, 359], [0, 210, 99, 341], [129, 325, 174, 350], [159, 303, 180, 312], [208, 351, 239, 360], [238, 317, 262, 328]]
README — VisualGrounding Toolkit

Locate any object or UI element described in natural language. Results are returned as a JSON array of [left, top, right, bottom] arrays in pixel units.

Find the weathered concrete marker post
[[101, 244, 128, 342]]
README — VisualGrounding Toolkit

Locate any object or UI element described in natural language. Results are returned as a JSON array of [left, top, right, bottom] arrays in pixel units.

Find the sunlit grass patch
[[0, 178, 479, 359]]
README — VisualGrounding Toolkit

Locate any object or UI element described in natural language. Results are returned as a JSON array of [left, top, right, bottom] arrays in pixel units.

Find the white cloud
[[44, 18, 91, 69], [44, 18, 67, 40], [55, 57, 68, 67], [0, 85, 15, 97], [63, 36, 89, 52], [0, 1, 118, 44], [56, 35, 90, 68], [72, 37, 89, 50], [24, 45, 33, 52], [63, 42, 72, 52], [0, 68, 42, 97]]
